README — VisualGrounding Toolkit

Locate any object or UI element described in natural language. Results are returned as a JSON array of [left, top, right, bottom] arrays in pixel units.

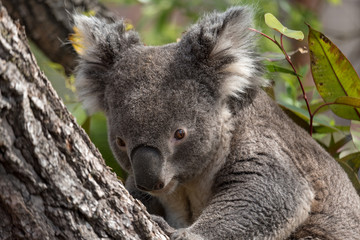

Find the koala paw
[[151, 214, 175, 236], [171, 228, 204, 240]]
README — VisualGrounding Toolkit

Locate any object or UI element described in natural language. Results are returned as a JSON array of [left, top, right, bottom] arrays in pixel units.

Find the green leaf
[[308, 25, 360, 120], [313, 125, 349, 134], [338, 152, 360, 195], [66, 102, 87, 126], [264, 13, 304, 40], [351, 121, 360, 151], [266, 64, 300, 77], [334, 96, 360, 108], [327, 0, 342, 5], [339, 152, 360, 172], [280, 104, 310, 131], [279, 102, 339, 132], [310, 101, 330, 115], [328, 135, 352, 157], [81, 116, 91, 135]]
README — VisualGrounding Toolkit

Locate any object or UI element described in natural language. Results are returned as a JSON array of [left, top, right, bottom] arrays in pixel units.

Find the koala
[[73, 6, 360, 240]]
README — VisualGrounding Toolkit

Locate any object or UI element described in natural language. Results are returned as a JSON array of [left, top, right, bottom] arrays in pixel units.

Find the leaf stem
[[312, 102, 335, 117], [310, 101, 350, 135], [249, 28, 277, 44], [250, 28, 315, 135], [249, 28, 344, 136], [279, 34, 312, 128]]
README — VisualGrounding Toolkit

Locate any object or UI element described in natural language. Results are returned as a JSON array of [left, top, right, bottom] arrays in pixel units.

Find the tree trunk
[[2, 0, 115, 75], [0, 3, 167, 239]]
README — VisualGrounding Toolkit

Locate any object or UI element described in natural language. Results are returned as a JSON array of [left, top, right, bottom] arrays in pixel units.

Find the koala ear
[[72, 15, 141, 114], [179, 7, 267, 98]]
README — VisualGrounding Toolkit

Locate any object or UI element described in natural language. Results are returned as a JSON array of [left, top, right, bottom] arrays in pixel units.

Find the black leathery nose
[[131, 146, 165, 191]]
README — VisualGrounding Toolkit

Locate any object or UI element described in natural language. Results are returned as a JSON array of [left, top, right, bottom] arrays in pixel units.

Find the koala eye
[[116, 137, 126, 148], [174, 129, 186, 140]]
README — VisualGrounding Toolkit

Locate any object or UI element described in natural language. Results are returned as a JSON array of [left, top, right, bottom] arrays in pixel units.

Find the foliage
[[264, 13, 304, 40], [308, 26, 360, 121], [258, 13, 360, 194]]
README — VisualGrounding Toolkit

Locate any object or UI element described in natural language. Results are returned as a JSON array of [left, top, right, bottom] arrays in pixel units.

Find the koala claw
[[171, 229, 204, 240], [151, 214, 175, 236], [150, 215, 203, 239]]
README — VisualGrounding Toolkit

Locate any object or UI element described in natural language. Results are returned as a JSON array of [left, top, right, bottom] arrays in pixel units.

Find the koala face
[[105, 46, 224, 194], [74, 7, 265, 195]]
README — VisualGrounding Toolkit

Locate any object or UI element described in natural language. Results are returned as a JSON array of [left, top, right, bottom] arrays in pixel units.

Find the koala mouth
[[149, 178, 178, 196]]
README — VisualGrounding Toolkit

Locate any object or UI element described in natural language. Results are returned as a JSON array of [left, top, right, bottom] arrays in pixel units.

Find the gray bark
[[0, 3, 167, 240], [2, 0, 114, 75]]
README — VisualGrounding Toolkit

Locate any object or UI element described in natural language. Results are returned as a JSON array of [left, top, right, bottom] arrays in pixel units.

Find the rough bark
[[0, 3, 167, 240], [2, 0, 115, 75]]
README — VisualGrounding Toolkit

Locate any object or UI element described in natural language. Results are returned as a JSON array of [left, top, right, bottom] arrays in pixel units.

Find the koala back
[[214, 89, 360, 239]]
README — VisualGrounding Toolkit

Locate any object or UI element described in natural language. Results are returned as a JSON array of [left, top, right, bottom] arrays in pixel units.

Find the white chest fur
[[158, 173, 214, 228]]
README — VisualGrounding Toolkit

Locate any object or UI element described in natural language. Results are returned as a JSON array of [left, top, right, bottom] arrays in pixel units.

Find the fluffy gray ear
[[73, 15, 141, 114], [179, 7, 267, 98]]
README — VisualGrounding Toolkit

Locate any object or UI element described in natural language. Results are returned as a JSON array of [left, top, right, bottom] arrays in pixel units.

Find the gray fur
[[74, 7, 360, 240]]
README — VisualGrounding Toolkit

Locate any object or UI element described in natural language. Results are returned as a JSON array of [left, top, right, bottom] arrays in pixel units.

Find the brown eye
[[116, 137, 126, 147], [174, 129, 186, 140]]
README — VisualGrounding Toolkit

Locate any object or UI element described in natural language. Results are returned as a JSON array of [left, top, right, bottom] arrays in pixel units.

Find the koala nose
[[131, 146, 165, 192]]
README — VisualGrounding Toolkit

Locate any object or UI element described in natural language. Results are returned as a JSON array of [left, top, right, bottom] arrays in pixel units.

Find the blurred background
[[15, 0, 360, 180]]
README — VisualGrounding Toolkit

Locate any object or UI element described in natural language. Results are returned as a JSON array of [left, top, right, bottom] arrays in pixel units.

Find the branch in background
[[2, 0, 115, 75]]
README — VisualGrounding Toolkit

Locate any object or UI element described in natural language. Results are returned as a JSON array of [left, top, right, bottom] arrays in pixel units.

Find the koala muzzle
[[131, 146, 165, 192]]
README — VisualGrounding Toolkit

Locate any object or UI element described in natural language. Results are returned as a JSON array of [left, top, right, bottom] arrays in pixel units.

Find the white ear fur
[[220, 63, 268, 100], [74, 70, 103, 114], [73, 15, 104, 63], [73, 15, 140, 114], [211, 7, 268, 99], [73, 15, 113, 114], [72, 15, 103, 114]]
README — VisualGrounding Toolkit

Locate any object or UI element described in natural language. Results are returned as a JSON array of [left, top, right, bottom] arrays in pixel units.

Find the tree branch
[[0, 3, 167, 239]]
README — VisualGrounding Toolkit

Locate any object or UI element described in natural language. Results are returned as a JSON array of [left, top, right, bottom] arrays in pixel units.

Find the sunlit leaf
[[308, 25, 360, 120], [334, 96, 360, 108], [351, 121, 360, 151], [264, 13, 304, 40]]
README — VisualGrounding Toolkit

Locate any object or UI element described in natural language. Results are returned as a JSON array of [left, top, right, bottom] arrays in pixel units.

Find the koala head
[[74, 7, 265, 195]]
